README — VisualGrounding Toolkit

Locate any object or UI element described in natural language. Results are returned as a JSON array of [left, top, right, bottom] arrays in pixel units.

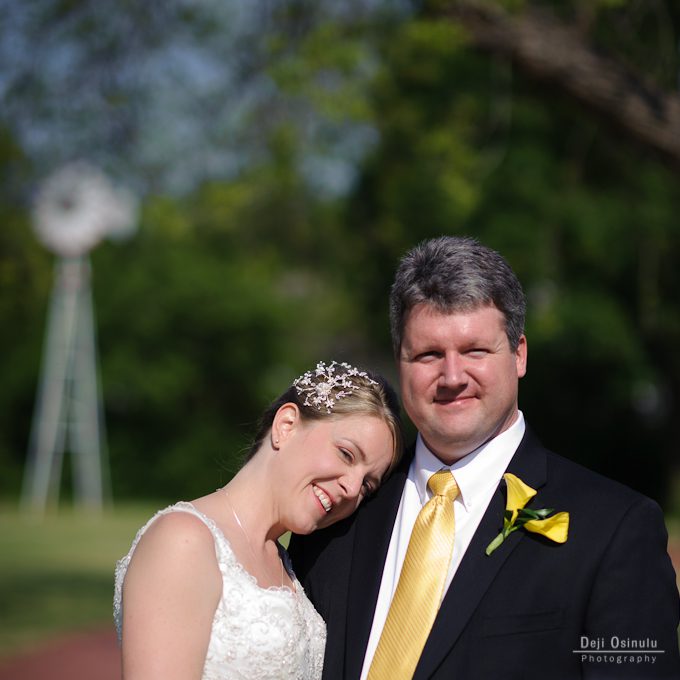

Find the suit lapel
[[344, 450, 413, 679], [414, 429, 548, 679]]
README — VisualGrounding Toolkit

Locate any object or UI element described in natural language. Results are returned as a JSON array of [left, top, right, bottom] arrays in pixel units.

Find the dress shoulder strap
[[127, 501, 224, 556]]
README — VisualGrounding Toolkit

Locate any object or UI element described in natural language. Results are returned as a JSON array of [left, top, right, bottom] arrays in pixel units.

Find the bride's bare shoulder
[[129, 508, 219, 573]]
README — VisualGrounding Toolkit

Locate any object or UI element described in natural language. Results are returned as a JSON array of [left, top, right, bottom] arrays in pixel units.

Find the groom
[[289, 236, 680, 679]]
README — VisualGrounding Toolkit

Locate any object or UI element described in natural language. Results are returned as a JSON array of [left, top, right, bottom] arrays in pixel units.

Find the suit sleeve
[[288, 533, 314, 594], [288, 530, 333, 616], [582, 495, 680, 678]]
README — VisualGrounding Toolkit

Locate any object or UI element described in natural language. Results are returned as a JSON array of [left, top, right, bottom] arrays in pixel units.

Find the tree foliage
[[343, 2, 680, 503], [0, 0, 678, 507]]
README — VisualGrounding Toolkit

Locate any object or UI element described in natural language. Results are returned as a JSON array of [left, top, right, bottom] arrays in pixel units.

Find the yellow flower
[[524, 512, 569, 543], [504, 472, 537, 522], [485, 473, 570, 555]]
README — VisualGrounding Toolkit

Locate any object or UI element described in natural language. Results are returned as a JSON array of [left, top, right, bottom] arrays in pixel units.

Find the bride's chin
[[287, 518, 318, 536]]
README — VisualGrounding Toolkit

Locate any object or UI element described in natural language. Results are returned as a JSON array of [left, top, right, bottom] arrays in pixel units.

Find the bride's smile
[[312, 484, 333, 513]]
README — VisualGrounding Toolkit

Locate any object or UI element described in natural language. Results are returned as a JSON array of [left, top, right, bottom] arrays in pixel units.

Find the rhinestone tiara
[[293, 361, 378, 413]]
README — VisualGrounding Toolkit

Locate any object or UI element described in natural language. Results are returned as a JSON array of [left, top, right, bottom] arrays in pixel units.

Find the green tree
[[2, 0, 679, 508], [334, 2, 680, 505]]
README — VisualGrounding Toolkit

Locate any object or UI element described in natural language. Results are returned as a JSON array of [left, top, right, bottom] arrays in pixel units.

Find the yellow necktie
[[367, 469, 459, 680]]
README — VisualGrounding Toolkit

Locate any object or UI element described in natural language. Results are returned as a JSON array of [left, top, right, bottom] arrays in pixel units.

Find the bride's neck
[[224, 459, 285, 545]]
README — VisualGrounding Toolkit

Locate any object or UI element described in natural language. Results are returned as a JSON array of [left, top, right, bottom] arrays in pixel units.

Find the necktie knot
[[428, 469, 458, 500]]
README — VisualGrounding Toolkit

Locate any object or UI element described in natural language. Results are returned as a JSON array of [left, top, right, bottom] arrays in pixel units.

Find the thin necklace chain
[[223, 488, 284, 588]]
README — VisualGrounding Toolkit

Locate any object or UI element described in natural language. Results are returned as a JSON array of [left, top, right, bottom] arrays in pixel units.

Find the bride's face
[[277, 413, 395, 534]]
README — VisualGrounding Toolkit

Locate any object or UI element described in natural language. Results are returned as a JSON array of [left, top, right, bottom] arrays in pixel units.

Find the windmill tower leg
[[70, 257, 107, 509], [21, 256, 107, 512]]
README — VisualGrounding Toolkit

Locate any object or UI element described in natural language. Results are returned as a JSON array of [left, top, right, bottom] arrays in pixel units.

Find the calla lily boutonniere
[[485, 473, 569, 556]]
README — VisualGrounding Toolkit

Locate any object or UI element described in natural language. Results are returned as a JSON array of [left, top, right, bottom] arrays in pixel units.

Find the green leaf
[[485, 532, 505, 556]]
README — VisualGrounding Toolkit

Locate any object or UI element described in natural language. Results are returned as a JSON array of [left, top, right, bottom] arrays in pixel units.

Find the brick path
[[0, 628, 119, 680]]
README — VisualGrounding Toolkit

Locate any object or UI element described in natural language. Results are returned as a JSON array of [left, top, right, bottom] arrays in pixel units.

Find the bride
[[114, 361, 403, 680]]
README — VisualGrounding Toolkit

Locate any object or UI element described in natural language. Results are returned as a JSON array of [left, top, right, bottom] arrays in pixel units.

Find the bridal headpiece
[[293, 361, 378, 413]]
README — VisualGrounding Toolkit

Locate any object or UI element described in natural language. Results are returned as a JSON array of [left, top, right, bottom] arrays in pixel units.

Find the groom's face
[[398, 303, 527, 464]]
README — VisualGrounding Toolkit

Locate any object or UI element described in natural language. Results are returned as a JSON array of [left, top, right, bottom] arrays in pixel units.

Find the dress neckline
[[174, 501, 298, 595]]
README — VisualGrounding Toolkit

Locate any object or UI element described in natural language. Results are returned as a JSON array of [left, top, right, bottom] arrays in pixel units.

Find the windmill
[[21, 162, 137, 512]]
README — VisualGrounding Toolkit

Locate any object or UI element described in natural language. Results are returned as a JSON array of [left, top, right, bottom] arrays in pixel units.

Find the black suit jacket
[[289, 427, 680, 679]]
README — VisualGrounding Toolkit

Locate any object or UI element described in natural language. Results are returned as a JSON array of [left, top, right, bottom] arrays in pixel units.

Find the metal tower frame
[[21, 256, 109, 511]]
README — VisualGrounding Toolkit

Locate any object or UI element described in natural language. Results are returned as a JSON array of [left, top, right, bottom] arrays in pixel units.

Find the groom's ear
[[271, 402, 300, 447], [515, 334, 528, 378]]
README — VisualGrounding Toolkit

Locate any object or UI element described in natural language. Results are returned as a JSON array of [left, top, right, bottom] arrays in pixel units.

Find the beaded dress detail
[[113, 502, 326, 680]]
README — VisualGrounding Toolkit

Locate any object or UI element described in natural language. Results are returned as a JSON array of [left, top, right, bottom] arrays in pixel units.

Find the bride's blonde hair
[[245, 361, 403, 474]]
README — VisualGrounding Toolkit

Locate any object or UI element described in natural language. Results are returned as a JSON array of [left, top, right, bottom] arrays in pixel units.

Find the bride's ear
[[271, 403, 300, 449]]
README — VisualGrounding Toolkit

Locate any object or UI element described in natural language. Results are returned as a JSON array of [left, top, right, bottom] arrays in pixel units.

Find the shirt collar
[[413, 411, 526, 510]]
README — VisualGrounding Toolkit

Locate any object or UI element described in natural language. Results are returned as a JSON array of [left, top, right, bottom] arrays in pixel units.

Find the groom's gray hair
[[389, 235, 526, 356]]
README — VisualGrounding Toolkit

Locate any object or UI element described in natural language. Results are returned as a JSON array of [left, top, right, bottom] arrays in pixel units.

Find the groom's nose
[[439, 352, 467, 388]]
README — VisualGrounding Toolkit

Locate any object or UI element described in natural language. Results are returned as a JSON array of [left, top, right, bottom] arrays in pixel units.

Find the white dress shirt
[[359, 412, 526, 680]]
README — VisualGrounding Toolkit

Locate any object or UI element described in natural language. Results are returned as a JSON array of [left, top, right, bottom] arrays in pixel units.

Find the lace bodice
[[113, 502, 326, 680]]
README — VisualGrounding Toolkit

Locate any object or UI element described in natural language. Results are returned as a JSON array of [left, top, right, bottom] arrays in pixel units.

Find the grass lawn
[[0, 503, 677, 660], [0, 503, 156, 658]]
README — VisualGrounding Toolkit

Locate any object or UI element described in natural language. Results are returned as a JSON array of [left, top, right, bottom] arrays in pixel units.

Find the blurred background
[[1, 0, 679, 674]]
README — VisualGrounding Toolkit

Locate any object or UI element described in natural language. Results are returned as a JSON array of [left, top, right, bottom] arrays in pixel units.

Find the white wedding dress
[[113, 502, 326, 680]]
